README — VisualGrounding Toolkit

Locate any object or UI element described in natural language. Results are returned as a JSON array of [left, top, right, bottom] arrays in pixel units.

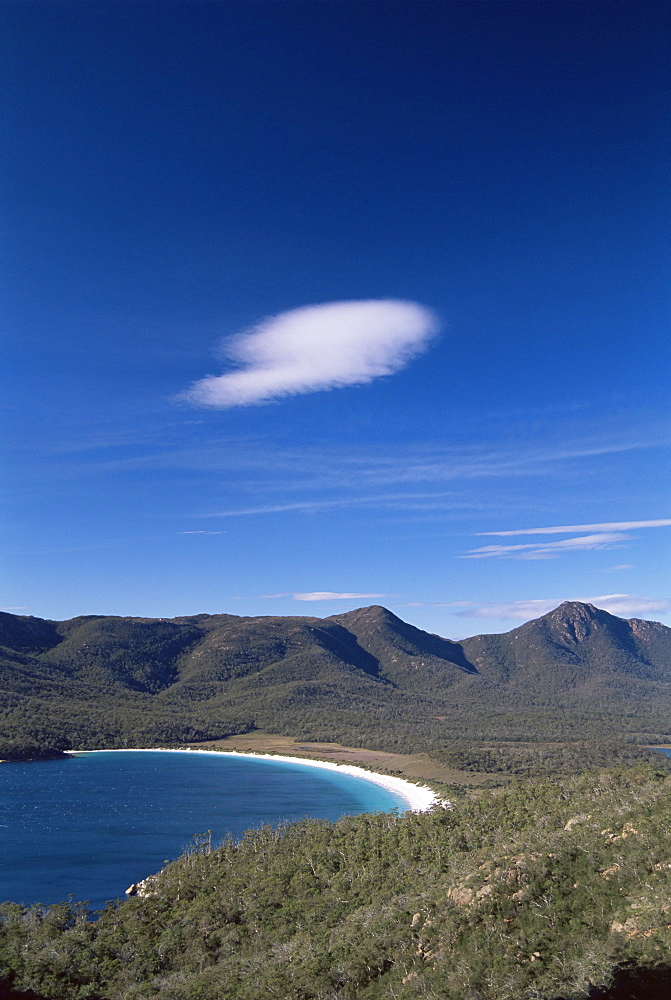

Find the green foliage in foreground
[[2, 767, 671, 999]]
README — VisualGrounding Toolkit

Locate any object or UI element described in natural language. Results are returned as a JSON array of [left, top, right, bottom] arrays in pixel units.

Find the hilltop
[[1, 602, 670, 762]]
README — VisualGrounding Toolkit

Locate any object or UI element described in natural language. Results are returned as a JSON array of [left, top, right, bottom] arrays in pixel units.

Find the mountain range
[[1, 601, 670, 756]]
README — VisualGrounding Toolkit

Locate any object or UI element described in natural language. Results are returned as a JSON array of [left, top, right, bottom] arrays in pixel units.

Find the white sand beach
[[67, 747, 441, 812]]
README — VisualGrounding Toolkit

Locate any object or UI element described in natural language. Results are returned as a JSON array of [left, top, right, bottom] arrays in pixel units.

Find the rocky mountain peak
[[328, 605, 401, 628], [550, 601, 600, 619], [542, 601, 607, 643]]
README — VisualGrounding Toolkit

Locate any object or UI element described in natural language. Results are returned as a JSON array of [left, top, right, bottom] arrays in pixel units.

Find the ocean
[[0, 750, 407, 911]]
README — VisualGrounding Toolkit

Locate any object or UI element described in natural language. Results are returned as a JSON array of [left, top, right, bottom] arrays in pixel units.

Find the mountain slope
[[462, 602, 671, 698], [328, 605, 478, 687], [1, 602, 670, 752]]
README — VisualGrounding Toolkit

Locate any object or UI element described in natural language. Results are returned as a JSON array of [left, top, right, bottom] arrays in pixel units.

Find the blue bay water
[[0, 751, 407, 911]]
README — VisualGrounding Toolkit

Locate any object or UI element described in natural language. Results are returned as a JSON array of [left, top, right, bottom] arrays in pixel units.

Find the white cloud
[[262, 592, 392, 602], [205, 499, 362, 518], [454, 594, 671, 620], [178, 530, 223, 535], [455, 599, 561, 619], [199, 491, 465, 519], [461, 532, 630, 560], [401, 601, 473, 608], [587, 594, 671, 617], [478, 518, 671, 537], [183, 300, 438, 408]]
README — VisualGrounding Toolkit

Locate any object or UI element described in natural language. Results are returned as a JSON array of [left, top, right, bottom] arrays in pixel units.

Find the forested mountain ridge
[[1, 602, 670, 756], [460, 601, 671, 693], [3, 601, 668, 692]]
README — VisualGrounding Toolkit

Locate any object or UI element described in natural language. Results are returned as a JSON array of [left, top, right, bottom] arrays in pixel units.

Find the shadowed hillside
[[1, 603, 670, 757], [462, 602, 671, 696]]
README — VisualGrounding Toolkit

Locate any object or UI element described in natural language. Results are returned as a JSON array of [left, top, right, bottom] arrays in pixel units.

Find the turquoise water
[[0, 751, 407, 911]]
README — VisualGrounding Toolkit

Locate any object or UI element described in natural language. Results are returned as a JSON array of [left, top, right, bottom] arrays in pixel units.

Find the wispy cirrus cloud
[[262, 591, 393, 602], [33, 430, 667, 511], [178, 530, 223, 534], [450, 594, 671, 620], [199, 491, 477, 519], [462, 517, 671, 560], [461, 532, 630, 560], [478, 518, 671, 536], [182, 300, 438, 408]]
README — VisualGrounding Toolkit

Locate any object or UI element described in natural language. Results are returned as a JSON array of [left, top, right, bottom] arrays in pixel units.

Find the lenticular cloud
[[184, 299, 438, 408]]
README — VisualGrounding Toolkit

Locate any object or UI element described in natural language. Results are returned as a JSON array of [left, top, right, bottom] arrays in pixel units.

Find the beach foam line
[[66, 748, 442, 813]]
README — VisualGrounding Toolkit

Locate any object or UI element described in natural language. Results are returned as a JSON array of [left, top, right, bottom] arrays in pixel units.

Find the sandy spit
[[66, 748, 442, 813]]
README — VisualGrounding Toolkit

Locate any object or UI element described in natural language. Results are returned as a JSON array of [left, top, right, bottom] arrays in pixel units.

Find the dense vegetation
[[1, 602, 670, 762], [2, 765, 671, 999], [3, 604, 671, 995], [427, 740, 671, 779]]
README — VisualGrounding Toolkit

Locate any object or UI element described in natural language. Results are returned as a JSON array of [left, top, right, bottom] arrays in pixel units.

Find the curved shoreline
[[66, 748, 441, 813]]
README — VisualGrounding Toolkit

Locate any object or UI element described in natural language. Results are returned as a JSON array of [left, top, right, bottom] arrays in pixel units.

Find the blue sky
[[3, 0, 669, 637]]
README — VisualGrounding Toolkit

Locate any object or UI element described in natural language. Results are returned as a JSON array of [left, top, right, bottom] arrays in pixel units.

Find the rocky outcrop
[[125, 872, 162, 898]]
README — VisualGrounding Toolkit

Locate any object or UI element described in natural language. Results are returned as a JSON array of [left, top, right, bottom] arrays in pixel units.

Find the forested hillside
[[1, 765, 670, 999], [2, 605, 671, 996], [1, 602, 670, 759]]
